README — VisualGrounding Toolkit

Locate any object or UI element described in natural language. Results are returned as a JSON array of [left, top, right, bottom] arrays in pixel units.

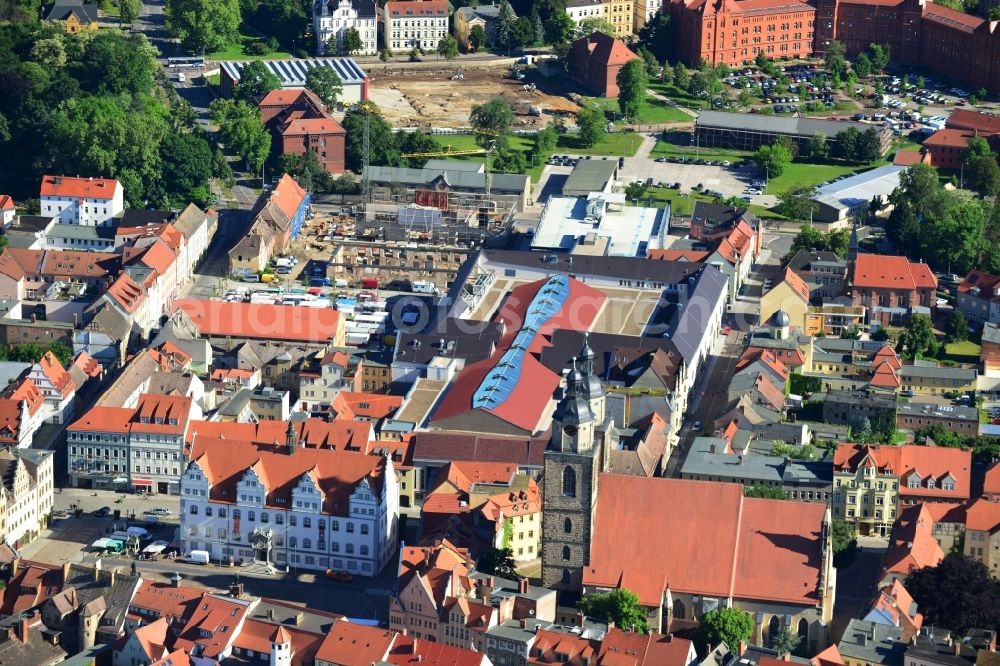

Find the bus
[[167, 57, 205, 68]]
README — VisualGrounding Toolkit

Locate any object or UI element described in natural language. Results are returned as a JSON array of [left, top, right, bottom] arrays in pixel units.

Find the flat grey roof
[[697, 110, 876, 139], [366, 165, 529, 192], [815, 165, 905, 212], [681, 437, 831, 486], [562, 160, 617, 194], [900, 364, 977, 380], [898, 400, 978, 421]]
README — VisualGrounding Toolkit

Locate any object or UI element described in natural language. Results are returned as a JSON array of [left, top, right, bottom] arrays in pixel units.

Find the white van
[[187, 550, 210, 564], [412, 281, 437, 295], [334, 278, 349, 289], [177, 72, 185, 83]]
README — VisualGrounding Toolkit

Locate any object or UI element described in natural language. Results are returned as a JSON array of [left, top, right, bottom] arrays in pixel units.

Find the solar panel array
[[472, 275, 571, 411], [222, 58, 367, 86]]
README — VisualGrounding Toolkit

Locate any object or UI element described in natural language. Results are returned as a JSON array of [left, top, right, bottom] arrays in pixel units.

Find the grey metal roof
[[984, 322, 1000, 346], [561, 160, 617, 194], [422, 159, 483, 173], [48, 223, 114, 241], [815, 165, 905, 213], [899, 364, 977, 380], [366, 165, 529, 193], [897, 400, 978, 421], [697, 110, 876, 139], [657, 265, 728, 365], [681, 437, 832, 486], [221, 58, 367, 87], [838, 619, 906, 666], [456, 4, 503, 19], [44, 0, 98, 23]]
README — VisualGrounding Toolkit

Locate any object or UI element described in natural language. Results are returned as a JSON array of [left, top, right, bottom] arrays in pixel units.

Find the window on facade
[[190, 505, 198, 515], [564, 518, 572, 534], [304, 517, 311, 528], [347, 522, 354, 533], [304, 539, 312, 549], [562, 466, 576, 497], [332, 520, 339, 531], [205, 506, 213, 517], [248, 511, 256, 521], [290, 516, 297, 526], [261, 512, 269, 523], [360, 524, 369, 535], [275, 514, 283, 524], [346, 544, 354, 554]]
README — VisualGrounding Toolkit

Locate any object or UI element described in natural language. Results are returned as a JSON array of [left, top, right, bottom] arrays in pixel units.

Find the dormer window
[[927, 478, 935, 489]]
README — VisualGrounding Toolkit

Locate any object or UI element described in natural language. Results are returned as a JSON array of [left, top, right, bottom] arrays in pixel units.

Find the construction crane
[[356, 100, 381, 201]]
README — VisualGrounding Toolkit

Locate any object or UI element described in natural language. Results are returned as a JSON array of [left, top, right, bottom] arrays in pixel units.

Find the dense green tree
[[397, 131, 439, 168], [212, 147, 234, 183], [31, 37, 67, 70], [79, 30, 157, 96], [437, 35, 459, 59], [777, 186, 820, 222], [906, 557, 1000, 634], [771, 627, 802, 656], [579, 589, 648, 633], [305, 65, 343, 109], [577, 103, 605, 147], [867, 42, 890, 72], [744, 485, 790, 499], [577, 16, 616, 37], [697, 608, 754, 653], [616, 59, 648, 120], [857, 128, 883, 162], [825, 40, 848, 79], [945, 309, 968, 342], [624, 181, 648, 199], [469, 24, 487, 51], [278, 150, 333, 192], [803, 133, 829, 160], [544, 9, 574, 45], [118, 0, 141, 24], [470, 97, 514, 142], [511, 15, 535, 48], [898, 314, 937, 358], [637, 12, 673, 64], [476, 547, 521, 580], [852, 53, 872, 79], [637, 46, 659, 76], [209, 98, 271, 173], [533, 10, 545, 43], [234, 60, 281, 103], [754, 141, 792, 178], [165, 0, 241, 54], [497, 0, 517, 50], [344, 27, 363, 54], [966, 156, 1000, 197], [831, 518, 857, 562], [160, 133, 213, 205], [169, 97, 198, 131], [532, 124, 558, 165], [342, 104, 400, 171], [491, 137, 527, 174], [673, 61, 690, 89], [833, 127, 860, 161]]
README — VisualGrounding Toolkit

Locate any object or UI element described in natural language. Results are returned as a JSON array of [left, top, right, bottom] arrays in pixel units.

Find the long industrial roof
[[814, 164, 905, 212], [696, 110, 875, 139], [221, 58, 367, 87]]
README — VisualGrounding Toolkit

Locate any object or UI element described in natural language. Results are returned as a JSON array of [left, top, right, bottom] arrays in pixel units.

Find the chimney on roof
[[171, 571, 182, 588], [17, 614, 29, 643], [577, 613, 586, 627], [518, 578, 529, 594], [954, 643, 962, 656], [709, 444, 717, 454], [738, 640, 745, 656]]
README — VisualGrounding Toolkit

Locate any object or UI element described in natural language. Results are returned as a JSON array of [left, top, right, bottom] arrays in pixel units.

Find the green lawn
[[648, 82, 707, 110], [430, 131, 642, 182], [944, 340, 981, 363], [626, 186, 786, 219], [206, 28, 293, 60], [585, 96, 692, 124], [649, 138, 751, 161], [764, 163, 872, 194]]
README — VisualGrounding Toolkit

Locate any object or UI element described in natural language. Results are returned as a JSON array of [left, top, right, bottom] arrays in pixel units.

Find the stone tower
[[541, 337, 615, 595]]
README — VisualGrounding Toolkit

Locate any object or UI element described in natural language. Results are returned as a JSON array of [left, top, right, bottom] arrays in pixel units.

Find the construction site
[[367, 65, 580, 130]]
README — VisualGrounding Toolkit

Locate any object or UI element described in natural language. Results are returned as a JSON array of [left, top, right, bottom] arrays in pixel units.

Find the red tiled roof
[[188, 437, 386, 516], [923, 128, 976, 149], [37, 351, 76, 397], [585, 476, 827, 607], [647, 249, 711, 262], [281, 117, 346, 136], [946, 109, 1000, 134], [531, 628, 601, 665], [575, 31, 640, 67], [174, 299, 342, 344], [834, 444, 971, 500], [883, 504, 943, 577], [337, 392, 402, 420], [597, 628, 694, 666], [150, 651, 191, 666], [922, 2, 985, 31], [106, 273, 147, 314], [172, 595, 251, 658], [388, 635, 486, 665], [0, 560, 63, 616], [870, 579, 922, 639], [40, 175, 120, 199], [314, 621, 396, 664], [812, 645, 845, 666], [894, 149, 925, 166], [853, 254, 937, 291], [233, 619, 324, 666], [870, 360, 901, 388], [779, 267, 810, 302], [129, 580, 204, 620], [132, 394, 193, 436], [921, 501, 966, 525], [186, 418, 373, 453], [68, 406, 134, 434], [270, 174, 308, 220], [73, 351, 102, 379], [259, 89, 313, 107], [966, 497, 1000, 533], [410, 431, 547, 467], [0, 195, 13, 210], [5, 378, 45, 417], [957, 270, 1000, 303], [136, 239, 177, 276], [386, 0, 449, 17], [874, 345, 901, 370], [985, 461, 1000, 498], [133, 618, 170, 660]]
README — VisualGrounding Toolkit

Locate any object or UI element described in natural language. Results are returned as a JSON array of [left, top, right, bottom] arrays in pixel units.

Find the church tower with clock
[[541, 335, 614, 595]]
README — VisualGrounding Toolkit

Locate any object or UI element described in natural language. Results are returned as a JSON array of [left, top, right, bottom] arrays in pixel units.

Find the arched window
[[768, 616, 782, 646], [562, 466, 577, 497], [672, 599, 686, 620], [562, 546, 571, 561], [564, 518, 573, 534], [561, 569, 571, 585], [798, 618, 809, 644]]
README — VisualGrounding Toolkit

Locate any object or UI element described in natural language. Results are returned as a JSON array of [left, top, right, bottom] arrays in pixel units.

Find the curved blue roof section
[[472, 274, 570, 410]]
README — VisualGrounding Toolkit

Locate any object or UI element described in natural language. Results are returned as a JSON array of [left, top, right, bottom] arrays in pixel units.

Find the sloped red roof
[[172, 595, 251, 658], [386, 0, 449, 16], [73, 351, 102, 379], [647, 249, 711, 262], [136, 239, 177, 276], [834, 444, 971, 500], [270, 174, 308, 220], [780, 267, 810, 301], [233, 620, 324, 666], [5, 378, 45, 417], [315, 621, 396, 664], [922, 2, 984, 31], [923, 128, 975, 149], [40, 175, 120, 199], [853, 254, 937, 291], [597, 628, 694, 666], [985, 461, 1000, 498], [174, 299, 341, 344], [68, 406, 134, 434], [37, 351, 76, 397], [388, 635, 485, 665], [281, 117, 346, 136], [894, 149, 925, 166], [966, 497, 1000, 533], [337, 392, 402, 420], [812, 644, 845, 666], [0, 195, 13, 210], [870, 360, 901, 388], [883, 504, 943, 577], [576, 31, 640, 67], [106, 273, 147, 314], [946, 109, 1000, 134], [585, 475, 826, 607]]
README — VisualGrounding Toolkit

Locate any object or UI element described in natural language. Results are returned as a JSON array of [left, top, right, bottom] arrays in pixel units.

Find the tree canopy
[[476, 547, 521, 580], [234, 60, 280, 103], [305, 65, 343, 110], [577, 104, 606, 148], [616, 59, 648, 120], [754, 141, 792, 178], [470, 97, 515, 143], [697, 608, 754, 653], [906, 556, 1000, 634], [579, 588, 648, 633], [165, 0, 241, 54]]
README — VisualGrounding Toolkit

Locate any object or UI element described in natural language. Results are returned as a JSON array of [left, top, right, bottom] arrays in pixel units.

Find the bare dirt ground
[[367, 67, 579, 130]]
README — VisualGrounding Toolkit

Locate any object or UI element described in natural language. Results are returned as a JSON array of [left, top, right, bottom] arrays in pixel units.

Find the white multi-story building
[[67, 405, 135, 490], [28, 351, 77, 425], [0, 447, 54, 550], [314, 0, 378, 55], [180, 427, 398, 577], [39, 175, 124, 227], [299, 351, 354, 416], [128, 394, 198, 495], [383, 0, 449, 52]]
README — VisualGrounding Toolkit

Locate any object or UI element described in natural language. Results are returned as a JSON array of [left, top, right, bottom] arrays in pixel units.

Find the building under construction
[[364, 159, 531, 212]]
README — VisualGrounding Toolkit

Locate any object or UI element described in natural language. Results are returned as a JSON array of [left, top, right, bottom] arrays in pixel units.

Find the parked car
[[93, 506, 111, 518], [325, 570, 353, 582]]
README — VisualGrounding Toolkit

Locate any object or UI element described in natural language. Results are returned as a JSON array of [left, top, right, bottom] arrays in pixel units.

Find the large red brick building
[[669, 0, 1000, 91], [257, 88, 346, 174], [567, 31, 641, 97]]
